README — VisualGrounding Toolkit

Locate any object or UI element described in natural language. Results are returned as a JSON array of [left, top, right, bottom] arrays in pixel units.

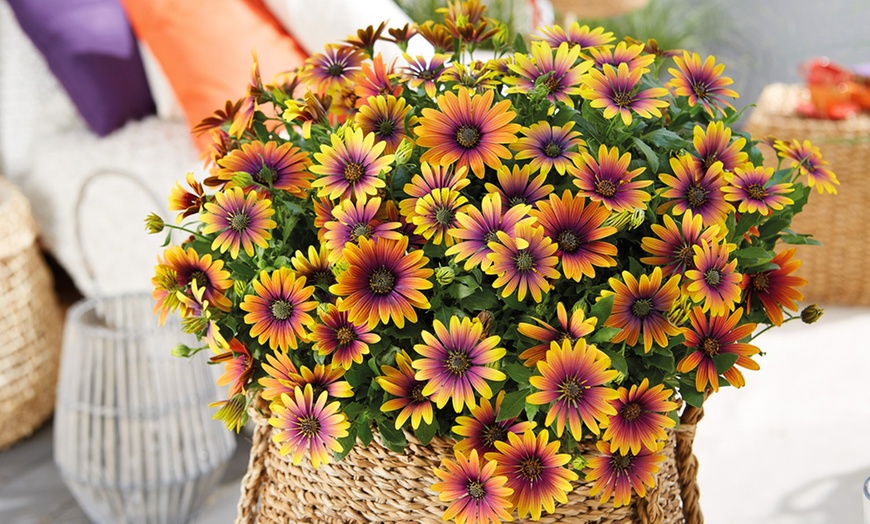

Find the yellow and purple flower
[[290, 244, 336, 292], [586, 439, 666, 508], [601, 378, 677, 455], [723, 164, 794, 216], [310, 127, 394, 201], [453, 390, 536, 457], [215, 141, 313, 198], [484, 163, 554, 211], [570, 144, 651, 212], [211, 338, 254, 397], [581, 63, 669, 126], [259, 350, 299, 402], [677, 307, 759, 392], [411, 187, 469, 247], [587, 41, 654, 72], [323, 197, 403, 260], [527, 338, 619, 439], [168, 172, 205, 224], [201, 187, 277, 259], [658, 154, 733, 227], [505, 41, 591, 107], [417, 87, 520, 179], [269, 384, 350, 468], [412, 316, 506, 413], [311, 300, 380, 369], [485, 429, 578, 521], [355, 95, 414, 154], [518, 302, 598, 367], [774, 138, 840, 194], [605, 266, 682, 352], [431, 449, 514, 524], [641, 210, 721, 278], [292, 364, 354, 399], [377, 349, 434, 430], [354, 54, 401, 103], [155, 246, 232, 319], [440, 60, 500, 93], [486, 220, 560, 303], [511, 121, 585, 177], [692, 121, 747, 173], [534, 22, 615, 52], [530, 190, 618, 281], [668, 51, 738, 116], [400, 163, 471, 223], [741, 248, 807, 326], [402, 53, 449, 98], [445, 192, 532, 271], [330, 236, 433, 329], [301, 44, 364, 91], [240, 267, 317, 351], [684, 239, 741, 316]]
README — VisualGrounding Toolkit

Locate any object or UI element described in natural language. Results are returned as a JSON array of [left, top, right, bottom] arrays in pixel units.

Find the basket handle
[[73, 168, 164, 296]]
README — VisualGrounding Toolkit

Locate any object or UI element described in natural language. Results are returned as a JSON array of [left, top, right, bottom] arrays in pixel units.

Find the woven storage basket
[[550, 0, 649, 20], [744, 83, 870, 306], [0, 176, 64, 449], [236, 401, 708, 524]]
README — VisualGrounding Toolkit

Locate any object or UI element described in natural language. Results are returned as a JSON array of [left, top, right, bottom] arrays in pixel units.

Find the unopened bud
[[234, 280, 248, 297], [435, 266, 455, 286], [394, 138, 414, 166], [475, 310, 494, 339], [316, 302, 331, 316], [172, 343, 193, 358], [628, 208, 646, 229], [604, 210, 631, 231], [231, 171, 254, 187], [492, 22, 510, 48], [144, 212, 165, 234], [801, 304, 824, 324], [572, 455, 587, 471], [534, 303, 548, 317]]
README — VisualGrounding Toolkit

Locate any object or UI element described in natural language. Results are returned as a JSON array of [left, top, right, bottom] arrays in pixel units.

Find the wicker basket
[[236, 401, 707, 524], [744, 83, 870, 306], [0, 176, 64, 449], [550, 0, 649, 20]]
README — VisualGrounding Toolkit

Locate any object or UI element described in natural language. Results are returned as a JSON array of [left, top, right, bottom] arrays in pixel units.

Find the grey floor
[[1, 306, 868, 524]]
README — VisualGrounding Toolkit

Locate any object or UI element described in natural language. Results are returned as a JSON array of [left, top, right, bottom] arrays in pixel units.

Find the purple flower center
[[611, 452, 633, 471], [631, 298, 654, 319], [676, 245, 695, 269], [701, 337, 720, 356], [747, 183, 768, 200], [456, 125, 481, 149], [543, 74, 561, 93], [556, 230, 581, 253], [255, 165, 275, 184], [377, 118, 396, 137], [519, 457, 544, 481], [483, 229, 500, 244], [326, 62, 347, 77], [411, 383, 427, 402], [435, 206, 456, 226], [350, 223, 373, 243], [686, 185, 708, 208], [445, 350, 471, 375], [419, 69, 436, 81], [560, 377, 584, 402], [543, 141, 563, 158], [752, 272, 770, 292], [595, 179, 618, 198], [271, 299, 294, 320], [189, 270, 209, 290], [344, 162, 364, 182], [466, 480, 486, 500], [514, 250, 535, 271], [482, 424, 508, 449], [508, 195, 528, 207], [336, 326, 356, 346], [613, 90, 634, 108], [703, 269, 721, 287], [621, 402, 642, 421], [297, 415, 321, 438], [229, 212, 250, 232], [692, 82, 709, 99], [368, 267, 396, 295]]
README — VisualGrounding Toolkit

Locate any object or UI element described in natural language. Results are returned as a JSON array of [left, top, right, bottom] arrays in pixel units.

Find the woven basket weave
[[0, 176, 63, 449], [236, 401, 708, 524], [550, 0, 649, 20], [744, 83, 870, 306]]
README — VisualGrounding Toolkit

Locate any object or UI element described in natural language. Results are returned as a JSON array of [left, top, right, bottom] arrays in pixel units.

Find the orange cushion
[[119, 0, 308, 151]]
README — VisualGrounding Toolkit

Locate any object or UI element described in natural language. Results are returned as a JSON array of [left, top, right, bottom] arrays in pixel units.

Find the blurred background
[[0, 0, 868, 523]]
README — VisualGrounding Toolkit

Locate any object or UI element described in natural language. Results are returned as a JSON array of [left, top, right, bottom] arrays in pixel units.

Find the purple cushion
[[7, 0, 155, 136]]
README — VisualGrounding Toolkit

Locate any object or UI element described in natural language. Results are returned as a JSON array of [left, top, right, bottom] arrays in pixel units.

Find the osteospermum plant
[[148, 1, 835, 521]]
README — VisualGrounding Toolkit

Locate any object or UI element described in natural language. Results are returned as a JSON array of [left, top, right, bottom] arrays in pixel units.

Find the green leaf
[[590, 294, 614, 323], [600, 346, 628, 376], [342, 401, 365, 421], [512, 32, 528, 54], [460, 291, 499, 312], [679, 381, 705, 408], [505, 363, 533, 385], [643, 128, 687, 150], [591, 326, 621, 344], [631, 137, 659, 173], [495, 390, 528, 422], [414, 418, 439, 446], [448, 283, 478, 300], [377, 420, 408, 452], [712, 352, 739, 374], [358, 419, 373, 447], [733, 246, 771, 261], [645, 350, 675, 372], [524, 401, 540, 422], [757, 217, 791, 239], [780, 233, 822, 246]]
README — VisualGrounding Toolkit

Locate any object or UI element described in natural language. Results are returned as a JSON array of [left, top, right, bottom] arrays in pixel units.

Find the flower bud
[[231, 171, 254, 187], [144, 212, 165, 234], [172, 343, 193, 358], [492, 22, 509, 48], [316, 301, 331, 317], [435, 266, 455, 286], [211, 394, 249, 433], [801, 304, 824, 324], [475, 310, 494, 339], [604, 210, 631, 231], [628, 208, 646, 230], [572, 455, 587, 471], [535, 303, 548, 317], [234, 279, 248, 297], [182, 315, 208, 335], [394, 138, 414, 166]]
